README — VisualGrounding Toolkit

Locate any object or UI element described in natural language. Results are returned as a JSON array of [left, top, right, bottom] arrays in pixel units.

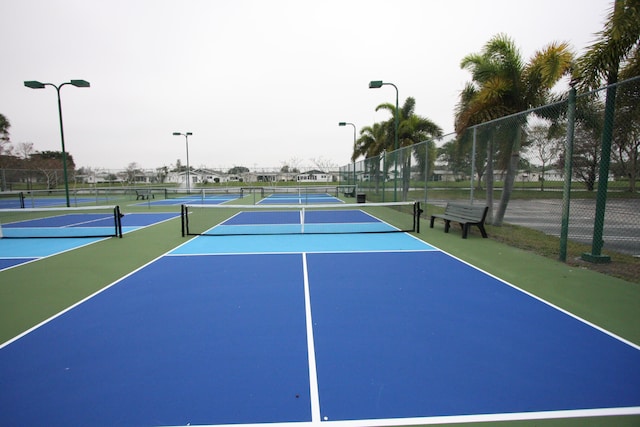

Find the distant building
[[431, 169, 465, 182], [81, 171, 124, 184], [296, 170, 332, 182], [166, 169, 235, 185]]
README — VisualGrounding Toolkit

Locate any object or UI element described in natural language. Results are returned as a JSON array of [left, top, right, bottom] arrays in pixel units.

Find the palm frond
[[577, 0, 640, 87]]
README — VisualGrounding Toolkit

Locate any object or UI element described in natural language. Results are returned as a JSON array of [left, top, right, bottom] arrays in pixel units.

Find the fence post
[[470, 127, 477, 205], [422, 140, 429, 207], [559, 85, 576, 262], [582, 78, 618, 264], [381, 150, 386, 203]]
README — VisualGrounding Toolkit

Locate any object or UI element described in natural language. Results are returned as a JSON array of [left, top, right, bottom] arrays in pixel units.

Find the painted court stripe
[[160, 406, 640, 427], [302, 253, 321, 423]]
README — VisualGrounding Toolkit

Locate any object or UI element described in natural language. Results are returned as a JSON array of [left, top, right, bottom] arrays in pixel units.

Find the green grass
[[487, 222, 640, 284], [420, 201, 640, 284]]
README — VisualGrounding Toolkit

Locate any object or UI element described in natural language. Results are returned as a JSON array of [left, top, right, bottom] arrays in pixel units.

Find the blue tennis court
[[0, 195, 25, 209], [0, 212, 179, 271], [1, 207, 639, 426], [258, 192, 343, 205], [1, 197, 108, 209], [141, 194, 240, 206], [205, 209, 398, 235]]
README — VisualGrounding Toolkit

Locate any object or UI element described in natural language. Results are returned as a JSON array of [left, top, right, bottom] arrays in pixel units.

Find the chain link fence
[[340, 76, 640, 260]]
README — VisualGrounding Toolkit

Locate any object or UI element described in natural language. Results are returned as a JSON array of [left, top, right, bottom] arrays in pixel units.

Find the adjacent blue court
[[258, 192, 343, 205], [141, 190, 340, 207], [2, 197, 111, 209], [139, 194, 240, 206], [0, 212, 179, 271], [1, 207, 639, 426]]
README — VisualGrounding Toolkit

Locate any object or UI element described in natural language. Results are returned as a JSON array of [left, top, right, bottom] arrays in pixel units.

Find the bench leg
[[444, 220, 451, 233], [462, 224, 469, 239], [478, 224, 488, 238], [429, 216, 435, 228]]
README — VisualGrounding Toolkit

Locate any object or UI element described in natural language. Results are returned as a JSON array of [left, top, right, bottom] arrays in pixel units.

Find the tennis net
[[181, 201, 421, 236], [164, 188, 242, 199], [262, 185, 340, 197], [0, 191, 25, 209], [0, 205, 123, 238]]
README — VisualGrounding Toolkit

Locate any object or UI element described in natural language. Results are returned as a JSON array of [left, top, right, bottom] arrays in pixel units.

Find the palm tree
[[0, 114, 11, 155], [374, 97, 442, 199], [577, 0, 639, 193], [456, 34, 574, 225], [375, 97, 441, 147], [355, 122, 387, 193], [354, 122, 386, 159], [577, 0, 640, 90], [455, 82, 499, 219], [575, 0, 640, 259], [613, 74, 640, 192]]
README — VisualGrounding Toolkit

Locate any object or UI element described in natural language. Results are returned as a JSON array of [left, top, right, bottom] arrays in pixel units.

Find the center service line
[[302, 252, 321, 422]]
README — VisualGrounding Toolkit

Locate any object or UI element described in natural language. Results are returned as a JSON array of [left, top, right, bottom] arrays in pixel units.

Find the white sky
[[2, 0, 611, 171]]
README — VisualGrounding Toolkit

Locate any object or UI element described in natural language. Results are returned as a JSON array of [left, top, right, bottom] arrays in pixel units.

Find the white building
[[296, 170, 332, 182]]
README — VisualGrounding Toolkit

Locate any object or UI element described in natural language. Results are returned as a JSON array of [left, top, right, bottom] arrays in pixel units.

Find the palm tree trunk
[[371, 160, 380, 194], [485, 134, 494, 224], [402, 150, 411, 201], [628, 147, 638, 192], [493, 128, 523, 226]]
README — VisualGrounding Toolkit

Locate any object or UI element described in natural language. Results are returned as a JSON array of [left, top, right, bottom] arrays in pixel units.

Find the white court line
[[160, 405, 640, 426], [302, 252, 321, 423]]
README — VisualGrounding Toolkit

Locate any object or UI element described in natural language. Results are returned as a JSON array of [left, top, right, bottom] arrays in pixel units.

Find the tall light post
[[338, 122, 357, 189], [369, 80, 399, 201], [24, 79, 90, 207], [173, 132, 193, 193]]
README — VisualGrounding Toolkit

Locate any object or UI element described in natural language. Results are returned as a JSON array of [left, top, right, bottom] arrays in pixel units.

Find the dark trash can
[[356, 193, 366, 203]]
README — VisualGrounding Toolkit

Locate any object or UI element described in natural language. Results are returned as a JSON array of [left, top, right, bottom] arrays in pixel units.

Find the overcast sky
[[2, 0, 611, 171]]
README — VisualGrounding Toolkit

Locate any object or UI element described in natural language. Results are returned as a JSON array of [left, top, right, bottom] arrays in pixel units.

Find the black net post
[[115, 205, 123, 238]]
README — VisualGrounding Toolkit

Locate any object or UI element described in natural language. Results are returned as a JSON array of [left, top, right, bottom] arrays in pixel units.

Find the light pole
[[369, 80, 399, 201], [173, 132, 193, 193], [24, 79, 90, 207], [338, 122, 357, 189]]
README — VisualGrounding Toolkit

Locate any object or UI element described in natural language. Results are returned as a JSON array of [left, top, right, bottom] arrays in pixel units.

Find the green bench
[[429, 203, 489, 239]]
